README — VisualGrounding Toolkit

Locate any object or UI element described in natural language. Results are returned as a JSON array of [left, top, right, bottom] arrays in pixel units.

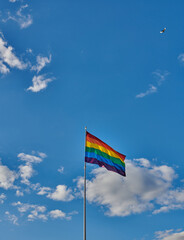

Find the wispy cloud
[[12, 201, 47, 222], [27, 74, 54, 92], [28, 207, 47, 222], [37, 187, 51, 196], [0, 32, 54, 92], [12, 201, 73, 222], [0, 61, 10, 74], [2, 4, 33, 29], [153, 188, 184, 214], [16, 190, 24, 197], [136, 70, 169, 98], [155, 229, 184, 240], [5, 211, 18, 225], [0, 33, 27, 74], [0, 193, 6, 204], [29, 54, 53, 92], [58, 166, 64, 174], [136, 85, 157, 98], [152, 70, 170, 86], [31, 55, 52, 73]]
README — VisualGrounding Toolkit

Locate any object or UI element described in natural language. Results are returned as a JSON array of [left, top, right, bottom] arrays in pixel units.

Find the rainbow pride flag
[[85, 131, 126, 176]]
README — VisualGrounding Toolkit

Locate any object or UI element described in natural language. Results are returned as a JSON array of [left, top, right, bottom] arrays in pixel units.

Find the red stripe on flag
[[86, 131, 126, 160]]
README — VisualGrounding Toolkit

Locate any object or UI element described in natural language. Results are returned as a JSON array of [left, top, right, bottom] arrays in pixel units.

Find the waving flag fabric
[[85, 131, 126, 176]]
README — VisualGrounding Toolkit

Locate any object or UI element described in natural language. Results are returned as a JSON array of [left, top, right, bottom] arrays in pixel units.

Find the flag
[[85, 131, 126, 176]]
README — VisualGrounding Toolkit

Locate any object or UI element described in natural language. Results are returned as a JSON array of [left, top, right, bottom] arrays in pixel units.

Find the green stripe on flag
[[85, 147, 125, 168]]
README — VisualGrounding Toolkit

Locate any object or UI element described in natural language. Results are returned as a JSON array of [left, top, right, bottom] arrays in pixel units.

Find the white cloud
[[134, 158, 151, 168], [58, 166, 64, 174], [47, 185, 74, 202], [12, 201, 71, 222], [155, 230, 174, 239], [28, 54, 54, 93], [5, 211, 18, 225], [155, 229, 184, 240], [0, 33, 54, 91], [31, 54, 52, 73], [12, 201, 29, 212], [19, 163, 34, 185], [13, 202, 46, 213], [0, 163, 17, 189], [37, 187, 51, 196], [27, 74, 54, 92], [136, 84, 157, 98], [49, 210, 67, 219], [29, 182, 41, 191], [38, 152, 47, 159], [17, 5, 33, 29], [28, 206, 47, 222], [16, 190, 24, 197], [49, 210, 73, 220], [153, 204, 184, 214], [28, 213, 47, 221], [0, 61, 10, 74], [18, 152, 45, 185], [12, 201, 47, 221], [76, 159, 176, 217], [0, 193, 6, 203], [9, 0, 17, 2], [153, 189, 184, 214], [18, 153, 43, 164], [150, 165, 176, 182], [0, 35, 27, 73], [3, 4, 33, 29]]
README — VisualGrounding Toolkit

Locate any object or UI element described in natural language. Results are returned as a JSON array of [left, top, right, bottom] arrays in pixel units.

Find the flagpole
[[84, 126, 87, 240]]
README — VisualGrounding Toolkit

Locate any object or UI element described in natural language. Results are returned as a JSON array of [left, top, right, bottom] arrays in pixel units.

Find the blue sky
[[0, 0, 184, 239]]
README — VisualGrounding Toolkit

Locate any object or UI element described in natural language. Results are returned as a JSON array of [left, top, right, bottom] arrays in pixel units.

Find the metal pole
[[84, 127, 87, 240]]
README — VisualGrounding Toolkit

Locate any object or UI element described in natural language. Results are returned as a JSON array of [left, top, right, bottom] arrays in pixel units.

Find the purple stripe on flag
[[85, 157, 126, 177]]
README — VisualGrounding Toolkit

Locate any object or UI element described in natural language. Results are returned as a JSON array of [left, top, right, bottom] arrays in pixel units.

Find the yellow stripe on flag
[[86, 141, 124, 162]]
